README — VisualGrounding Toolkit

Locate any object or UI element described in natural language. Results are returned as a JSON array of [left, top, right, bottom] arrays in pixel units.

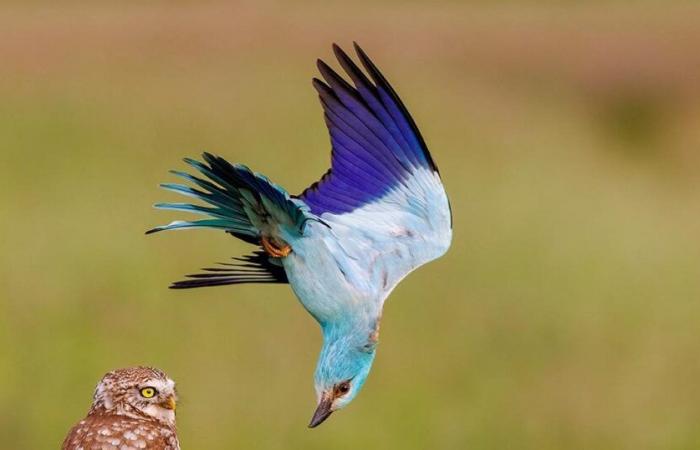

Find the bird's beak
[[161, 395, 177, 411], [308, 396, 333, 428]]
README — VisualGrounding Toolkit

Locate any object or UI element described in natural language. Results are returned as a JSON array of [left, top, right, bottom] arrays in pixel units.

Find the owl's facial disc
[[135, 377, 178, 424]]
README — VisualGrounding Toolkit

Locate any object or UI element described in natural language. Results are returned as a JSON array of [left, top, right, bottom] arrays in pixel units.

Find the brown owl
[[62, 367, 180, 450]]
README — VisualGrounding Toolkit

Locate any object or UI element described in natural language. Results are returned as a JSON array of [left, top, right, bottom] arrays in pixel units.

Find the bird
[[62, 367, 179, 450], [148, 42, 452, 427]]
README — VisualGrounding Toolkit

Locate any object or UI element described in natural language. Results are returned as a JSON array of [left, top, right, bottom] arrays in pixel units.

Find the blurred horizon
[[1, 2, 699, 449]]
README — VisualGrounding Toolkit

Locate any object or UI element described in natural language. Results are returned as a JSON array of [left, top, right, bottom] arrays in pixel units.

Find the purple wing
[[299, 43, 440, 215]]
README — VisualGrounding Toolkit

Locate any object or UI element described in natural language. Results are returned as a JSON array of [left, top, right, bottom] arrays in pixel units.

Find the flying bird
[[148, 43, 452, 427], [62, 367, 179, 450]]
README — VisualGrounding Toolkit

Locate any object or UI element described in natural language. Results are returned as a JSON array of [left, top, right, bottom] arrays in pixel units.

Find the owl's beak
[[308, 396, 333, 428], [161, 395, 177, 411]]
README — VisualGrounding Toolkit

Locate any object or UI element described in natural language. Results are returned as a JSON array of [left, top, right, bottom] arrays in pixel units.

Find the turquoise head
[[308, 324, 378, 427]]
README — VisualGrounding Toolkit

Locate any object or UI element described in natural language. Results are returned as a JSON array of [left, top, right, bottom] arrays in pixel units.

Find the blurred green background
[[1, 1, 699, 449]]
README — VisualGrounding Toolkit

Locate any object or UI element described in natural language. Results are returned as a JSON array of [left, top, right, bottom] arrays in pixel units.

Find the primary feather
[[148, 42, 452, 426]]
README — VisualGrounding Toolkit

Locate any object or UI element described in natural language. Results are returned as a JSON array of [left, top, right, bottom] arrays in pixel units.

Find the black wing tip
[[167, 251, 289, 289], [169, 281, 222, 289], [332, 42, 350, 61], [317, 53, 363, 98], [316, 59, 339, 84], [349, 41, 440, 174], [332, 43, 355, 68], [331, 41, 362, 55], [315, 59, 330, 75], [353, 41, 370, 64], [169, 278, 283, 289], [312, 77, 332, 97]]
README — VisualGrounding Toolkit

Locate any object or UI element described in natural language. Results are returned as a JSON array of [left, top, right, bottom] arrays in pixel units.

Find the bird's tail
[[147, 152, 315, 245]]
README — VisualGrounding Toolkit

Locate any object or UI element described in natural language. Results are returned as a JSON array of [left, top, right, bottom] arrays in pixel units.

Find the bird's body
[[62, 367, 179, 450], [149, 43, 451, 426], [286, 167, 450, 325], [62, 414, 178, 450]]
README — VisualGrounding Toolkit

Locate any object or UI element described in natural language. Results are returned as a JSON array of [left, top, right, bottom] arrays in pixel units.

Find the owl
[[62, 367, 180, 450]]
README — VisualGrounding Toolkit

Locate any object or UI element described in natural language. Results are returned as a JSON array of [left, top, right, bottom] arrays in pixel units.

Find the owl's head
[[90, 366, 178, 425]]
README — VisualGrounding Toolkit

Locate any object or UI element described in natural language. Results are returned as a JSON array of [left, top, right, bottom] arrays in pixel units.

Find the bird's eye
[[140, 387, 157, 398], [336, 381, 351, 395]]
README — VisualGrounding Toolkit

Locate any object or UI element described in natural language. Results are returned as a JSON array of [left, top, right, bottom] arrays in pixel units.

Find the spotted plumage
[[62, 367, 179, 450]]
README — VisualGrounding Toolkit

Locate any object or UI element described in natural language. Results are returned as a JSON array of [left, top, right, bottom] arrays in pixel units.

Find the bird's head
[[309, 331, 377, 427], [91, 366, 178, 425]]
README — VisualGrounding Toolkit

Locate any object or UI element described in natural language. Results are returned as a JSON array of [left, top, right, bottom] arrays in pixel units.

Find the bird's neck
[[314, 316, 379, 390], [320, 312, 381, 352]]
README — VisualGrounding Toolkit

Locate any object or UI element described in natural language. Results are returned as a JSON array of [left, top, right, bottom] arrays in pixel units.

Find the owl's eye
[[140, 387, 157, 398]]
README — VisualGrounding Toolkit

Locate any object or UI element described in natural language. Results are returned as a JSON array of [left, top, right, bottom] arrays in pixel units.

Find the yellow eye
[[140, 387, 156, 398]]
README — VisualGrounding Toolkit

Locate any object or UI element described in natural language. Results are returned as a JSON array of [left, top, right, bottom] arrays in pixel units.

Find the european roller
[[148, 43, 452, 427]]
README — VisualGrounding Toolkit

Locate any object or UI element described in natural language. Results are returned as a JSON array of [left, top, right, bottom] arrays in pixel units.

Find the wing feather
[[170, 251, 288, 289], [298, 43, 452, 294], [299, 43, 443, 216]]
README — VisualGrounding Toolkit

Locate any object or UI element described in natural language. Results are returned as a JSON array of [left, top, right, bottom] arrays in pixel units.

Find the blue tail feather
[[146, 219, 242, 234], [159, 183, 244, 217], [148, 153, 317, 241], [153, 203, 239, 221]]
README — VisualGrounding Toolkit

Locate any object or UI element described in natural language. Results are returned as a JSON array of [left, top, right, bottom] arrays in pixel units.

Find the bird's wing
[[298, 43, 452, 294], [149, 153, 319, 287], [169, 251, 288, 289]]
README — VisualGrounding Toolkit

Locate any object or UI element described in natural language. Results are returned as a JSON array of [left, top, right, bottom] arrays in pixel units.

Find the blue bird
[[148, 43, 452, 427]]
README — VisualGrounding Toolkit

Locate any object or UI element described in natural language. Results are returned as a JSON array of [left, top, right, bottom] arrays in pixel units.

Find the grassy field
[[1, 2, 699, 449]]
